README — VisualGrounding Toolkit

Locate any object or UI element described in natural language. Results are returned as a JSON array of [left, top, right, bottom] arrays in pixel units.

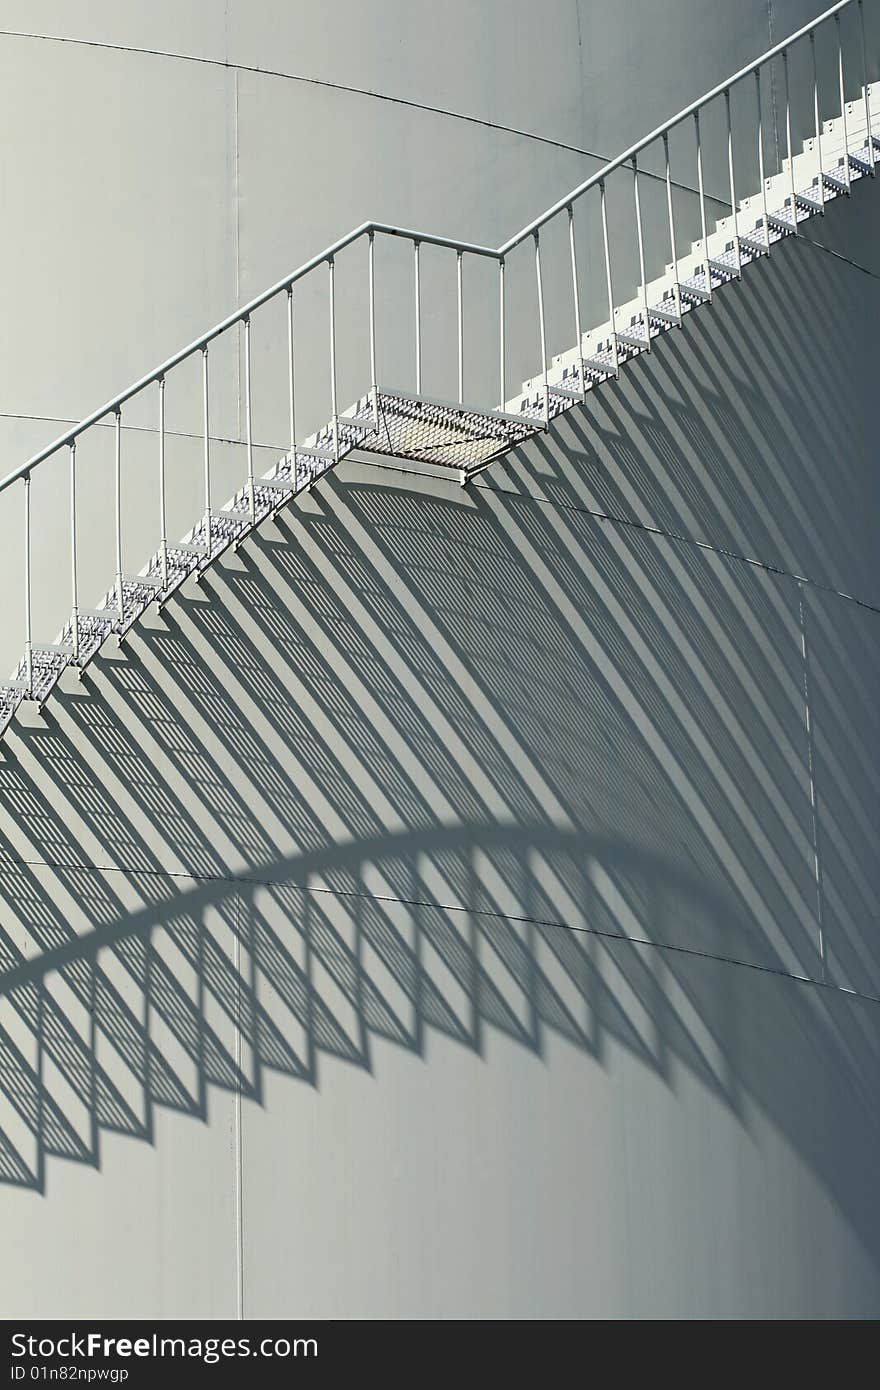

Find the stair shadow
[[0, 444, 874, 1271], [0, 189, 876, 1270]]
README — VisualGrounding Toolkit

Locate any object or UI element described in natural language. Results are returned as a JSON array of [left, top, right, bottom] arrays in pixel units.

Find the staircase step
[[583, 354, 616, 375], [648, 302, 681, 325], [617, 329, 648, 351], [680, 280, 711, 302], [767, 211, 796, 234], [166, 544, 206, 558], [124, 572, 165, 586], [847, 150, 875, 174], [297, 445, 337, 460], [338, 414, 378, 432], [257, 477, 295, 492], [739, 234, 769, 256]]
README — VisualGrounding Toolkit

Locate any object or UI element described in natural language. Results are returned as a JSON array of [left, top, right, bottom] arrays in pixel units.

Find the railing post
[[114, 407, 124, 621], [201, 345, 211, 547], [158, 376, 168, 588], [859, 0, 875, 173], [725, 88, 742, 275], [663, 132, 682, 320], [534, 231, 550, 428], [838, 15, 851, 191], [632, 157, 652, 345], [287, 285, 297, 469], [329, 256, 339, 464], [413, 239, 421, 395], [456, 251, 464, 404], [567, 205, 585, 396], [368, 232, 378, 425], [600, 178, 620, 372], [244, 315, 255, 523], [23, 472, 33, 697], [498, 256, 506, 409], [694, 110, 712, 297], [783, 49, 799, 230], [811, 30, 825, 209], [69, 441, 79, 662], [756, 69, 770, 248]]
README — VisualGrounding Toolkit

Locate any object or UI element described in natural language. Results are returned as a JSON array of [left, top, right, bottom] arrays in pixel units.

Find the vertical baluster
[[756, 69, 770, 249], [413, 240, 421, 395], [201, 346, 211, 549], [567, 204, 585, 396], [838, 15, 851, 191], [784, 49, 799, 230], [498, 256, 506, 409], [158, 376, 168, 588], [725, 89, 742, 276], [694, 110, 712, 297], [663, 132, 682, 321], [23, 473, 33, 697], [599, 179, 619, 373], [859, 0, 875, 173], [69, 442, 78, 662], [811, 30, 825, 209], [534, 230, 549, 428], [114, 408, 124, 621], [368, 232, 378, 426], [244, 316, 255, 523], [329, 256, 339, 464], [632, 157, 652, 346], [456, 251, 464, 405], [287, 285, 297, 472]]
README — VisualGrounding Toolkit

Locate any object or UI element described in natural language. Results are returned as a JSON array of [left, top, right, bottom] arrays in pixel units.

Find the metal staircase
[[0, 0, 876, 735]]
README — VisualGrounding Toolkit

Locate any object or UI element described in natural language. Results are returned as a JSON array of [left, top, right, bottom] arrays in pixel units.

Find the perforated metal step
[[352, 390, 539, 473]]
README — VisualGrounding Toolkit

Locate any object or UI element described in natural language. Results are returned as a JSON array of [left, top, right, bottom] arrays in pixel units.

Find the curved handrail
[[0, 0, 860, 496]]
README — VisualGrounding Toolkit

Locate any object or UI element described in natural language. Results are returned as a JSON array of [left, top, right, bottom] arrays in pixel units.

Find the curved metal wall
[[0, 1, 877, 1318]]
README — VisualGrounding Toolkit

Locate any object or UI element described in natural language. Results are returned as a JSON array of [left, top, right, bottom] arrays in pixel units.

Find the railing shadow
[[0, 183, 877, 1274]]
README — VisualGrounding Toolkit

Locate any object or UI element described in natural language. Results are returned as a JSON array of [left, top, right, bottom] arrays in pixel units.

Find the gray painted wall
[[0, 1, 877, 1318]]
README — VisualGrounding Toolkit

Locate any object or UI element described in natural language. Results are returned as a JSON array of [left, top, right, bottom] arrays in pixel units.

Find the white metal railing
[[0, 0, 874, 712]]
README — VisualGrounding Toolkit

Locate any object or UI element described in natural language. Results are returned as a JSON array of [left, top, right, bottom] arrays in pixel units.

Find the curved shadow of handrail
[[0, 197, 876, 1280]]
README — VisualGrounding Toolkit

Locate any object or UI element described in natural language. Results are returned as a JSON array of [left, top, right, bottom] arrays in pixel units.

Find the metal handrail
[[0, 220, 499, 492], [500, 0, 855, 251], [0, 0, 863, 497]]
